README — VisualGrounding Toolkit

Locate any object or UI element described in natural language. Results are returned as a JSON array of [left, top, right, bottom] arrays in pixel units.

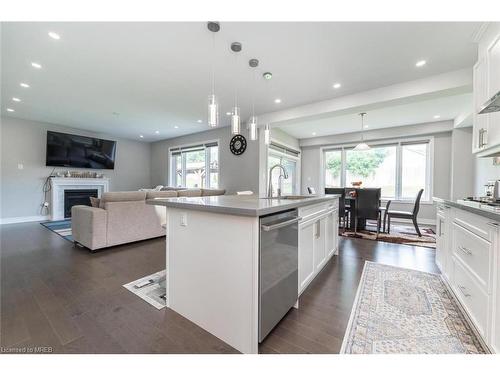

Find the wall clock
[[229, 135, 247, 156]]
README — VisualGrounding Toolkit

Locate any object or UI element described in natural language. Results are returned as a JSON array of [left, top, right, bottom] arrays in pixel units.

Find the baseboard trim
[[0, 215, 50, 225]]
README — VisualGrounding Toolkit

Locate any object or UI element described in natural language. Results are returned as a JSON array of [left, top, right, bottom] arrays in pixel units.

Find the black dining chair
[[380, 200, 392, 233], [386, 189, 424, 237], [325, 188, 350, 230], [354, 188, 382, 238]]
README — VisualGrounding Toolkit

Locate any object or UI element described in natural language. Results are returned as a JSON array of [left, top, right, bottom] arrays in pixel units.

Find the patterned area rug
[[123, 270, 166, 310], [40, 219, 73, 242], [342, 223, 436, 249], [341, 262, 486, 354]]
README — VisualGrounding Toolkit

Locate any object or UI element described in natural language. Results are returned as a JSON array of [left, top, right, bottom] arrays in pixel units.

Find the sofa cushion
[[89, 196, 101, 207], [177, 189, 202, 197], [146, 190, 178, 199], [201, 188, 226, 196], [100, 191, 146, 208]]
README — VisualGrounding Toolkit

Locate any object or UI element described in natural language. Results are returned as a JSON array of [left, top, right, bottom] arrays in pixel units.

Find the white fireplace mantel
[[50, 177, 109, 221]]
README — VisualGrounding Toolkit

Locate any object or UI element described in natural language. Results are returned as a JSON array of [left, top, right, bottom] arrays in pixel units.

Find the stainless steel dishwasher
[[259, 209, 299, 342]]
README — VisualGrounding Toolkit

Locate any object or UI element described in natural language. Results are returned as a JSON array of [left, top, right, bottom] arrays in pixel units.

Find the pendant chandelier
[[263, 71, 273, 145], [207, 22, 220, 128], [248, 58, 259, 141], [354, 112, 370, 151], [230, 42, 242, 135]]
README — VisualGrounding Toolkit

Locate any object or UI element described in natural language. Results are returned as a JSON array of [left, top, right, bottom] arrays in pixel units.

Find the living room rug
[[340, 262, 486, 354], [123, 270, 166, 310], [40, 219, 73, 242], [342, 223, 436, 249]]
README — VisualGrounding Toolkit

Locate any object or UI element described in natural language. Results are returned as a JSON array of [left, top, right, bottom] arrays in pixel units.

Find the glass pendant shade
[[353, 142, 370, 151], [248, 116, 258, 141], [264, 124, 271, 145], [208, 94, 218, 128], [231, 107, 241, 135]]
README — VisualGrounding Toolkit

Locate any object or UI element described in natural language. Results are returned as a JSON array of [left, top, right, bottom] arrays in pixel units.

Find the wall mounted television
[[46, 131, 117, 169]]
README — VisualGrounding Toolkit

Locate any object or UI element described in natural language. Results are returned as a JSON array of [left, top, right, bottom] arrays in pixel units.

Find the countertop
[[147, 194, 340, 217], [433, 197, 500, 222]]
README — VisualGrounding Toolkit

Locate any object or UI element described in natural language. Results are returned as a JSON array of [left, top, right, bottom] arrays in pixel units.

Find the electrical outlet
[[180, 212, 187, 226]]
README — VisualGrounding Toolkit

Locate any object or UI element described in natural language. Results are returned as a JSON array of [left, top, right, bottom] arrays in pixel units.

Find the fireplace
[[64, 189, 98, 218]]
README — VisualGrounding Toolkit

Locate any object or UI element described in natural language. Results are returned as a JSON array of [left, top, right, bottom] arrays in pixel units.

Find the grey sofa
[[71, 188, 225, 251]]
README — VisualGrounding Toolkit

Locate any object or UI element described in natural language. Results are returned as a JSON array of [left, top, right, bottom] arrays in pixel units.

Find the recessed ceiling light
[[174, 126, 179, 129], [31, 62, 42, 69], [48, 32, 60, 40], [312, 132, 316, 136], [226, 112, 232, 116], [6, 108, 14, 112], [197, 119, 203, 123], [20, 83, 30, 88], [415, 60, 426, 67], [139, 135, 144, 138], [12, 97, 21, 102], [155, 130, 160, 134], [333, 83, 341, 89], [274, 98, 282, 104], [433, 115, 441, 119]]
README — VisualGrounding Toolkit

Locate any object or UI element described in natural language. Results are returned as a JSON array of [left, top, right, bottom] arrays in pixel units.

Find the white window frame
[[321, 136, 434, 204], [168, 139, 220, 189], [267, 141, 301, 196]]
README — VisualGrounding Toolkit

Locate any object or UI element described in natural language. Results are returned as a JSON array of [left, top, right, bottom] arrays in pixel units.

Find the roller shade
[[269, 142, 300, 157]]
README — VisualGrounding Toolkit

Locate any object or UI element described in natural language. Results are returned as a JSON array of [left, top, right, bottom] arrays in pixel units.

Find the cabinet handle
[[458, 285, 471, 297], [458, 246, 472, 256]]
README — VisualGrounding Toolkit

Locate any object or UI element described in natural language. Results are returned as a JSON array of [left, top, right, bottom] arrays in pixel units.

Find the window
[[268, 142, 300, 196], [324, 139, 431, 201], [345, 145, 397, 198], [170, 142, 219, 188]]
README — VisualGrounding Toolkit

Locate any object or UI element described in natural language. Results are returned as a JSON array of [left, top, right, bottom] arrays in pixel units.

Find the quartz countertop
[[147, 194, 340, 217], [433, 197, 500, 222]]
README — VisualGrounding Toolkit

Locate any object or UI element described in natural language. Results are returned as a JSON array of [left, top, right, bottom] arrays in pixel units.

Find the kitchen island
[[148, 194, 340, 353]]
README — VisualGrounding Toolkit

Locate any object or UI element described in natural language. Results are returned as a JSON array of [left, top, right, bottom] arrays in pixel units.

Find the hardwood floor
[[0, 222, 438, 354]]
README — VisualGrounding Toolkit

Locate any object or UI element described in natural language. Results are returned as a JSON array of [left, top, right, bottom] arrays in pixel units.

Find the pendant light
[[264, 124, 271, 145], [230, 42, 242, 135], [354, 112, 370, 151], [248, 58, 259, 141], [207, 22, 220, 128]]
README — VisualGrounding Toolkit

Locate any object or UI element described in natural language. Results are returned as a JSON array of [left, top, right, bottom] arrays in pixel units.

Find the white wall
[[450, 127, 475, 200], [150, 127, 260, 194], [299, 123, 456, 223], [0, 116, 152, 221]]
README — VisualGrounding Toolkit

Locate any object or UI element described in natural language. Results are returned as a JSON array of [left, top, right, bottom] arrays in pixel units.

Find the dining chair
[[354, 188, 382, 238], [386, 189, 424, 237], [379, 200, 392, 233], [325, 188, 349, 230]]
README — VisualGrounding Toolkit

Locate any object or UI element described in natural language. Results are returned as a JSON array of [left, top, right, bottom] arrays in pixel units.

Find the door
[[313, 218, 327, 271], [298, 220, 315, 293]]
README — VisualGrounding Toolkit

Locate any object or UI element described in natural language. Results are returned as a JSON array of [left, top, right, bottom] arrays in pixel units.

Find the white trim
[[1, 215, 50, 225]]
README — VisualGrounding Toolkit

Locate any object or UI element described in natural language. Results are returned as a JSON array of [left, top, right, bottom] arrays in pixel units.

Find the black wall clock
[[229, 135, 247, 156]]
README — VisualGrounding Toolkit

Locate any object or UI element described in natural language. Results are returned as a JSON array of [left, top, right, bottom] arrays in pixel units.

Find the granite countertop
[[147, 194, 340, 217], [433, 197, 500, 222]]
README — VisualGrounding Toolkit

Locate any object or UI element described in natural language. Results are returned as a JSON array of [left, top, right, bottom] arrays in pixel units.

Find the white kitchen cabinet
[[298, 219, 315, 293], [486, 35, 500, 151], [313, 217, 327, 271], [298, 199, 339, 294], [472, 57, 489, 153]]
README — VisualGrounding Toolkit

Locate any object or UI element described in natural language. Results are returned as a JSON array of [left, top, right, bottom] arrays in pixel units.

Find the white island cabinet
[[434, 198, 500, 352], [148, 194, 339, 354]]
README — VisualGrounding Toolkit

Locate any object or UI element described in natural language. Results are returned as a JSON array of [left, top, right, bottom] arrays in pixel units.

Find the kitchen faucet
[[268, 164, 289, 198]]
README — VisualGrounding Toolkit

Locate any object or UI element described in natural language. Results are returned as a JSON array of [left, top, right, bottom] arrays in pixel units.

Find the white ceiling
[[1, 22, 481, 141], [276, 92, 473, 139]]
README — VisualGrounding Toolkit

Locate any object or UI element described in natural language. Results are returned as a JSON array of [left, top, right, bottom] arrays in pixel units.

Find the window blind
[[269, 142, 300, 157]]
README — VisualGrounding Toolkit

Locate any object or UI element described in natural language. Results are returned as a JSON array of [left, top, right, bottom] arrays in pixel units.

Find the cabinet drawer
[[453, 209, 497, 242], [452, 222, 492, 290], [452, 256, 489, 338]]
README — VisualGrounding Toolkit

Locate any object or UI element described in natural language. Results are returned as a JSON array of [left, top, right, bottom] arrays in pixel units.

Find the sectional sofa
[[71, 188, 225, 251]]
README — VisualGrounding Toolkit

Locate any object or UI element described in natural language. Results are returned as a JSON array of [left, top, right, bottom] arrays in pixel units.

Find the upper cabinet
[[473, 24, 500, 157]]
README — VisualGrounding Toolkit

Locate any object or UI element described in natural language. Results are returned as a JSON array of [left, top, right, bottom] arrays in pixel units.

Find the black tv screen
[[46, 131, 117, 169]]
